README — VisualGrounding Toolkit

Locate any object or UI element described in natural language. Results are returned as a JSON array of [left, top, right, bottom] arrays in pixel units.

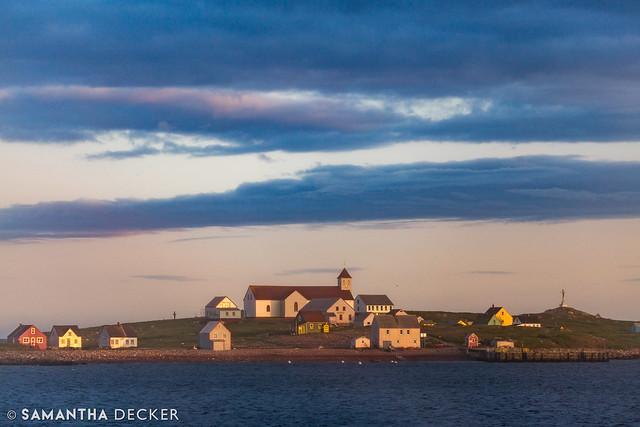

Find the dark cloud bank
[[2, 2, 640, 151], [1, 156, 639, 240]]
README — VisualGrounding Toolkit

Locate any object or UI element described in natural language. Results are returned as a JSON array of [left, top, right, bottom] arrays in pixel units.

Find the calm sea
[[1, 360, 639, 426]]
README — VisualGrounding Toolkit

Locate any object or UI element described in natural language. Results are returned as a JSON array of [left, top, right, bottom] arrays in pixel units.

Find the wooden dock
[[469, 348, 610, 362]]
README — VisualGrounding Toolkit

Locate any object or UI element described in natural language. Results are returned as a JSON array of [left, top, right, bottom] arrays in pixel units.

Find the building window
[[22, 337, 29, 344], [310, 323, 314, 330], [266, 305, 271, 313], [339, 314, 343, 321], [349, 314, 352, 321], [342, 306, 346, 311], [213, 333, 217, 338], [294, 302, 299, 312], [386, 329, 390, 334], [407, 330, 410, 334], [400, 330, 403, 334], [30, 328, 35, 334]]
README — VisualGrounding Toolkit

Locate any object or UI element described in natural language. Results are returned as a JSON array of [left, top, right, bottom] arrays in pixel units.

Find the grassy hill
[[3, 306, 631, 351], [78, 317, 369, 349], [412, 307, 640, 349]]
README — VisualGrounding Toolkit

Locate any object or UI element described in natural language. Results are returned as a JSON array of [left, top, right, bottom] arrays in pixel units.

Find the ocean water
[[1, 360, 639, 426]]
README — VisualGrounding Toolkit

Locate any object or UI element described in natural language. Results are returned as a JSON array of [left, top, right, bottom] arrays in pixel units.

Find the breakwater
[[468, 348, 629, 362]]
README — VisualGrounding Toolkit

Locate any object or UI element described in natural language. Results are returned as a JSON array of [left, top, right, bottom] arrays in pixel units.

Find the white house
[[205, 296, 242, 320], [299, 297, 355, 325], [199, 321, 231, 351], [354, 312, 376, 327], [98, 323, 138, 349], [351, 336, 371, 349], [355, 294, 394, 314]]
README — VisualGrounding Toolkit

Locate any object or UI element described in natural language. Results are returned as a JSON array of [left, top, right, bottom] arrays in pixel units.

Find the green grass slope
[[412, 307, 640, 349]]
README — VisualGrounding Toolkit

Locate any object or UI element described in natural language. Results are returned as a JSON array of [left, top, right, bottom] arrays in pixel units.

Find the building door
[[383, 340, 391, 350], [213, 340, 225, 351]]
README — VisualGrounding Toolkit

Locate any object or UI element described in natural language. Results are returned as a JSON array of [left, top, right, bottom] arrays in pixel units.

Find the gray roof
[[373, 314, 419, 329], [101, 324, 137, 338], [199, 321, 229, 334], [50, 325, 80, 336], [205, 296, 238, 308], [301, 297, 342, 312], [357, 294, 394, 305]]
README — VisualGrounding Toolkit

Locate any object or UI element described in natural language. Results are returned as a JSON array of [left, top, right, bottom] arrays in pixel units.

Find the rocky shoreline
[[1, 347, 638, 366], [0, 347, 469, 365]]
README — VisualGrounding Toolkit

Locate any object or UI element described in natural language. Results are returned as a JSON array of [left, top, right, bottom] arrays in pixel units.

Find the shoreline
[[0, 347, 468, 365], [1, 347, 639, 366]]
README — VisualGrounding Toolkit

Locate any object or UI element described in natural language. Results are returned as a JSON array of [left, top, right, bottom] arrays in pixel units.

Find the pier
[[469, 348, 610, 362]]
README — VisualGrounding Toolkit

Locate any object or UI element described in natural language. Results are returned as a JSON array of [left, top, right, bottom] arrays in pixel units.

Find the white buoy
[[287, 360, 292, 364], [341, 360, 345, 364], [358, 361, 362, 365]]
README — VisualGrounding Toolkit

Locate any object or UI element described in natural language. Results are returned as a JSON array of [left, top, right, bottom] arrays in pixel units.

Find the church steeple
[[337, 268, 352, 291]]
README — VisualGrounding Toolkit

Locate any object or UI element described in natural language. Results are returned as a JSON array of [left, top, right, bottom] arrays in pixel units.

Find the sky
[[1, 1, 640, 334]]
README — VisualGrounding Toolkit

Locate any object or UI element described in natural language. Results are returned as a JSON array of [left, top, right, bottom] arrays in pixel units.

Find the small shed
[[199, 321, 232, 351], [354, 312, 375, 327], [351, 336, 371, 349], [491, 339, 515, 348], [465, 333, 480, 349]]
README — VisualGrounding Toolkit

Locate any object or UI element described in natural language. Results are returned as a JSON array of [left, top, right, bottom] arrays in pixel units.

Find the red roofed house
[[7, 324, 47, 350], [244, 268, 355, 318]]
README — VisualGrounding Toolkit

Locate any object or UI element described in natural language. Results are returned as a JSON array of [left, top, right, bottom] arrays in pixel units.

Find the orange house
[[7, 324, 47, 350]]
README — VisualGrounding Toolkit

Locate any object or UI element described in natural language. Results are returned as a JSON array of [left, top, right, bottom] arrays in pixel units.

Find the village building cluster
[[6, 323, 139, 351], [8, 268, 637, 353]]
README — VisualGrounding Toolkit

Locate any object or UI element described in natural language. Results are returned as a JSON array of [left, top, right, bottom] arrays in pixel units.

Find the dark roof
[[205, 296, 238, 308], [373, 315, 419, 329], [297, 310, 326, 323], [7, 324, 32, 339], [248, 285, 353, 301], [355, 312, 375, 321], [199, 321, 229, 334], [484, 306, 505, 317], [50, 325, 80, 336], [389, 309, 407, 316], [101, 324, 137, 338], [338, 268, 352, 279], [357, 294, 394, 305], [301, 297, 342, 312]]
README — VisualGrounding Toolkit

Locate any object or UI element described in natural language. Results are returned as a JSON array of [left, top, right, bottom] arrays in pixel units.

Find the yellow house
[[293, 311, 330, 335], [49, 325, 82, 349], [483, 306, 513, 326]]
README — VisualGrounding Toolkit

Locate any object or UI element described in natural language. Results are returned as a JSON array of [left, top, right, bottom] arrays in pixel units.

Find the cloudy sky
[[1, 1, 640, 334]]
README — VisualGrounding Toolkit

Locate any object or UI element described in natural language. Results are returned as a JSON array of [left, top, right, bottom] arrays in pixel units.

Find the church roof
[[337, 268, 352, 279], [248, 285, 353, 301]]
